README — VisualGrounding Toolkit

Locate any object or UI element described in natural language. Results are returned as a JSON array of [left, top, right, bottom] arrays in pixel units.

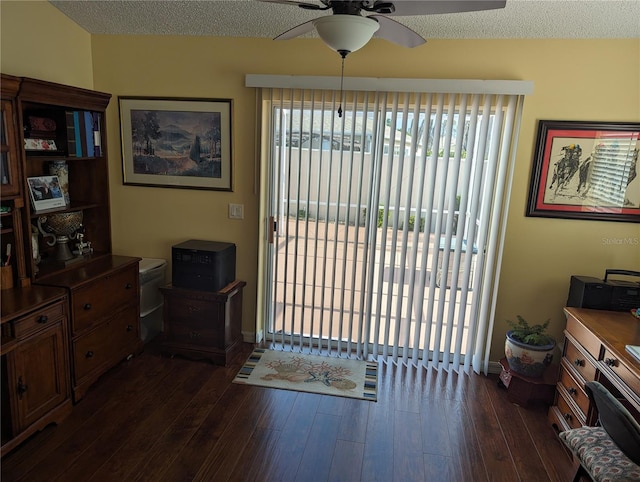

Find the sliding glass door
[[252, 77, 529, 372]]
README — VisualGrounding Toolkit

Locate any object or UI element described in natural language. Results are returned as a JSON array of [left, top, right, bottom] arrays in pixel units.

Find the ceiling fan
[[259, 0, 507, 57], [260, 0, 506, 117]]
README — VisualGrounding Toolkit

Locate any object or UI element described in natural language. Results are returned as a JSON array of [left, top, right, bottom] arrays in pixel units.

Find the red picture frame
[[526, 120, 640, 223]]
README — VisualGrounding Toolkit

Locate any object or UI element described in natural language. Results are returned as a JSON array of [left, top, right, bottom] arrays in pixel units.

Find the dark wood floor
[[1, 342, 576, 482]]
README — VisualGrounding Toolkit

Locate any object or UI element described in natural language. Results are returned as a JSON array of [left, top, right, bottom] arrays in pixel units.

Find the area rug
[[233, 348, 378, 401]]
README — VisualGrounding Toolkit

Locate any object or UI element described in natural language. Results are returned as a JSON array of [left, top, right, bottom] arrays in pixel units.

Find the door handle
[[16, 377, 28, 399]]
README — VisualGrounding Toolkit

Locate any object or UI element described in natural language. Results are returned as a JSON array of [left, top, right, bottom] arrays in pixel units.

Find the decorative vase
[[49, 160, 70, 205], [504, 330, 556, 378], [37, 210, 83, 261]]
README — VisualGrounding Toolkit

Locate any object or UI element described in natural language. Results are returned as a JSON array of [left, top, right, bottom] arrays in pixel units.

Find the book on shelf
[[83, 111, 95, 157], [92, 112, 102, 157], [65, 111, 77, 157], [73, 111, 83, 157], [65, 110, 101, 157], [24, 138, 57, 151], [78, 112, 89, 157], [626, 345, 640, 363]]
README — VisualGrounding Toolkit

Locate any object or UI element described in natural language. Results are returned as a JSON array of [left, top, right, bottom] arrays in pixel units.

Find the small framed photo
[[526, 120, 640, 223], [118, 96, 233, 191], [27, 175, 66, 213]]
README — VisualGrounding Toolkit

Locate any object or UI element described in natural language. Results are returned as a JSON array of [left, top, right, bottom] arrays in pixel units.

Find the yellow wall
[[2, 2, 639, 360], [0, 1, 93, 88]]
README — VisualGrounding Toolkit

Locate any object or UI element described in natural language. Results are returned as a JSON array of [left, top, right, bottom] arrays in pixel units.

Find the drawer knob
[[37, 315, 49, 324], [568, 387, 578, 396], [573, 358, 585, 367], [563, 413, 573, 422], [84, 303, 92, 310], [189, 331, 201, 339], [16, 377, 28, 399], [605, 358, 617, 367], [126, 324, 134, 332], [85, 351, 94, 358], [125, 283, 132, 290]]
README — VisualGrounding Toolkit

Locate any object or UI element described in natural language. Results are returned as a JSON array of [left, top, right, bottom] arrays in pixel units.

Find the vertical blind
[[249, 75, 532, 373]]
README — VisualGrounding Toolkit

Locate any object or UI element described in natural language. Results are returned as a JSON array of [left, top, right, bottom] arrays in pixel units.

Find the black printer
[[172, 239, 236, 292]]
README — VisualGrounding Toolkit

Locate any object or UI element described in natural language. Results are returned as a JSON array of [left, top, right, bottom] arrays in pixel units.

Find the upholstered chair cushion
[[585, 381, 640, 465], [559, 427, 640, 482]]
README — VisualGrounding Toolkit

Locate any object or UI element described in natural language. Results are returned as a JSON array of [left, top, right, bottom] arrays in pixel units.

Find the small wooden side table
[[160, 280, 245, 366], [498, 358, 558, 408]]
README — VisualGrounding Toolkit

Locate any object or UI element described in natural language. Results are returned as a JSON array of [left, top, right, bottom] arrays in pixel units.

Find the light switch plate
[[229, 203, 244, 219]]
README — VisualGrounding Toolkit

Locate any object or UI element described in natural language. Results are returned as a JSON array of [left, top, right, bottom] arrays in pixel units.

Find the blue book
[[73, 111, 83, 157], [84, 111, 94, 157]]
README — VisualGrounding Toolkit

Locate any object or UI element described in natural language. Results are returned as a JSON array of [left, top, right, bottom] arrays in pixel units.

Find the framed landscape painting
[[119, 97, 232, 191], [526, 120, 640, 223]]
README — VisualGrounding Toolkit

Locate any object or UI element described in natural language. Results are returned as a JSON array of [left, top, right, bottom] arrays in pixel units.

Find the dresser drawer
[[168, 317, 223, 348], [558, 362, 590, 418], [13, 301, 66, 340], [601, 348, 640, 399], [72, 306, 139, 382], [565, 314, 601, 360], [556, 390, 585, 429], [564, 337, 597, 383], [71, 265, 138, 334], [166, 295, 221, 321]]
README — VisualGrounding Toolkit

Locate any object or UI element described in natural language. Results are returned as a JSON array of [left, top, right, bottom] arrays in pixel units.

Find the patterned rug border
[[233, 348, 378, 402]]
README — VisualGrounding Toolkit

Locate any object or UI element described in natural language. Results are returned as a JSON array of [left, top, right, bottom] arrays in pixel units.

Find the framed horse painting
[[526, 120, 640, 223]]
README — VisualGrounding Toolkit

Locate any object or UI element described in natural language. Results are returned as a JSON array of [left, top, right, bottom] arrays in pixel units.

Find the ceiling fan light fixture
[[313, 15, 379, 56]]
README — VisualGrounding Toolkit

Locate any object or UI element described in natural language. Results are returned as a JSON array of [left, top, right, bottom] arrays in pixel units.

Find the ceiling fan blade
[[370, 15, 426, 48], [383, 0, 506, 16], [258, 0, 323, 10], [274, 19, 317, 40]]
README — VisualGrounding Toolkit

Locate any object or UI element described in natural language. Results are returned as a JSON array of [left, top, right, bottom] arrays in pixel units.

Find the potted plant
[[504, 315, 556, 378]]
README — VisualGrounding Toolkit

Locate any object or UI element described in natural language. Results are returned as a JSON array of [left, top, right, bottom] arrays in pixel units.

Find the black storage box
[[172, 239, 236, 292], [566, 269, 640, 312]]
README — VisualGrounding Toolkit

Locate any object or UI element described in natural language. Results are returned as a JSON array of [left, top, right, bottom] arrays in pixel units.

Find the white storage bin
[[139, 257, 166, 343], [140, 305, 163, 343]]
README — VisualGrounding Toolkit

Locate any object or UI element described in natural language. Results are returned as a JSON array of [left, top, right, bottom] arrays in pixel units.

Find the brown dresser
[[37, 255, 143, 401], [160, 280, 245, 366], [548, 307, 640, 433]]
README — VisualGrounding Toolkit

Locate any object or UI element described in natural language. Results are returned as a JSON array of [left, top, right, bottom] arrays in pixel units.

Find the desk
[[436, 236, 478, 289], [548, 307, 640, 433]]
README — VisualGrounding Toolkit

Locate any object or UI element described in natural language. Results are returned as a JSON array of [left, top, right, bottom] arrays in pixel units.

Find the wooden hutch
[[1, 74, 142, 455]]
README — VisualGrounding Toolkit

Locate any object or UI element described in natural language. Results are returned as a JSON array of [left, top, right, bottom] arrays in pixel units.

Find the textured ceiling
[[49, 0, 640, 40]]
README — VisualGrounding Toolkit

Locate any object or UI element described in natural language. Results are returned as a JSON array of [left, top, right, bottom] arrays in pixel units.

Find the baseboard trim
[[487, 360, 502, 375], [242, 331, 263, 343]]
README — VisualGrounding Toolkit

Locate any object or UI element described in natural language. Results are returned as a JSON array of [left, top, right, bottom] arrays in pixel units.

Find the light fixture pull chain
[[338, 51, 347, 118]]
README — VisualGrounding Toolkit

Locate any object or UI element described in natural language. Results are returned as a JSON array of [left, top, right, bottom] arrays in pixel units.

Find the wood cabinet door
[[10, 323, 68, 432], [0, 98, 21, 197]]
